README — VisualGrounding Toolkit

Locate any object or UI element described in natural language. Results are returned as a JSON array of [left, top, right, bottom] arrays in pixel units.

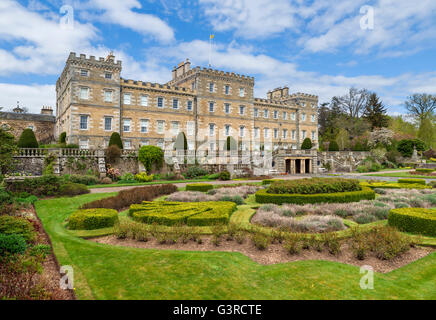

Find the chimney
[[106, 51, 115, 63], [172, 66, 177, 80], [184, 58, 191, 73], [267, 91, 272, 100], [41, 106, 53, 115], [282, 86, 289, 97]]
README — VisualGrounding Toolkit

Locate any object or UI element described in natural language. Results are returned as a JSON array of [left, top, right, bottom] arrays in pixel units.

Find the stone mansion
[[56, 52, 319, 152]]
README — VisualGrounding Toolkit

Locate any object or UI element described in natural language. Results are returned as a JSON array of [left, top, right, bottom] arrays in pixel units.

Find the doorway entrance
[[285, 159, 291, 174], [305, 159, 311, 174], [295, 159, 301, 174]]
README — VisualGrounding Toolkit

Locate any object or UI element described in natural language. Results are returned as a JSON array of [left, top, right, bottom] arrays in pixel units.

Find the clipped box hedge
[[129, 201, 236, 226], [262, 179, 283, 185], [68, 208, 119, 230], [255, 187, 375, 205], [360, 182, 431, 190], [185, 183, 214, 192], [415, 168, 435, 173], [397, 178, 426, 185], [388, 208, 436, 237]]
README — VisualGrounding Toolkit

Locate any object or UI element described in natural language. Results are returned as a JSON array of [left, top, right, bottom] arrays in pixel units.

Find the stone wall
[[317, 151, 371, 172]]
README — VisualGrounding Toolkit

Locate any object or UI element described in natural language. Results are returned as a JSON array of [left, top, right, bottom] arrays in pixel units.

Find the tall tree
[[418, 116, 435, 149], [363, 93, 389, 129], [331, 87, 370, 119], [0, 127, 17, 174], [404, 93, 436, 124]]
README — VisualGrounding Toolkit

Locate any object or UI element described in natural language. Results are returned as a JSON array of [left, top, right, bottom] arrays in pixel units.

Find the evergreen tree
[[0, 127, 17, 174], [59, 132, 67, 144], [328, 140, 339, 151], [108, 132, 123, 149], [363, 93, 389, 129], [418, 117, 435, 149], [17, 128, 38, 148], [301, 138, 312, 150]]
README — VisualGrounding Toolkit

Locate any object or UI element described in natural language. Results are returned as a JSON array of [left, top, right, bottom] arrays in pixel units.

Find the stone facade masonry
[[56, 53, 319, 152]]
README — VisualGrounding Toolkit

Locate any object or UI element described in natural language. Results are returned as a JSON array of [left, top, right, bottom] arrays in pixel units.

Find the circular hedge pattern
[[255, 187, 376, 205], [388, 208, 436, 237], [68, 208, 119, 230]]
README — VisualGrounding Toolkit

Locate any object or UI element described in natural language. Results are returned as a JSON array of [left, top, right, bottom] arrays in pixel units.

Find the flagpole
[[209, 35, 212, 67]]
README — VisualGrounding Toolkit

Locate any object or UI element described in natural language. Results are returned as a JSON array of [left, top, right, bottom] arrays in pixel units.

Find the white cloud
[[86, 0, 174, 43], [199, 0, 298, 39], [0, 0, 98, 75], [0, 83, 55, 114], [147, 39, 436, 114]]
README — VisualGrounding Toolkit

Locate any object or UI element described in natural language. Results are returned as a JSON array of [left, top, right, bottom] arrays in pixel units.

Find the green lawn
[[35, 193, 436, 300], [364, 172, 436, 179]]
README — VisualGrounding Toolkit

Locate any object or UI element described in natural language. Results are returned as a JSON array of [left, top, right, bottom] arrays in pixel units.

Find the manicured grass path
[[36, 193, 436, 300]]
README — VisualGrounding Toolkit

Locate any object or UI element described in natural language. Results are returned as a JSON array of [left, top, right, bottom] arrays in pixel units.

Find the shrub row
[[267, 178, 361, 195], [186, 183, 214, 192], [65, 174, 100, 186], [129, 201, 236, 226], [388, 208, 436, 237], [262, 179, 283, 185], [397, 178, 426, 185], [68, 209, 119, 230], [5, 175, 62, 196], [82, 184, 178, 211], [0, 233, 27, 255], [415, 168, 435, 173], [59, 183, 90, 196], [361, 182, 431, 190], [255, 187, 375, 205]]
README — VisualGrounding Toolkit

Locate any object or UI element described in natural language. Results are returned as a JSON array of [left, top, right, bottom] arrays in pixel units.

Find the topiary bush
[[17, 128, 38, 148], [0, 215, 36, 242], [59, 132, 67, 144], [301, 138, 313, 150], [138, 145, 164, 173], [186, 183, 214, 192], [68, 208, 119, 230], [59, 183, 90, 196], [105, 145, 121, 164], [267, 178, 361, 194], [388, 208, 436, 237], [0, 233, 27, 255], [129, 201, 236, 226], [218, 171, 231, 181], [108, 132, 123, 149], [397, 179, 426, 185], [255, 187, 375, 205], [415, 168, 435, 173], [397, 139, 426, 157]]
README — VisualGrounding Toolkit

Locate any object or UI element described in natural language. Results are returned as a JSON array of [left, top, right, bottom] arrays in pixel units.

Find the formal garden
[[1, 125, 436, 300]]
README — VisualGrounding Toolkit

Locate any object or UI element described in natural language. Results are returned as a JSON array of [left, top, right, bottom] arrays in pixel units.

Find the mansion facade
[[56, 52, 319, 152]]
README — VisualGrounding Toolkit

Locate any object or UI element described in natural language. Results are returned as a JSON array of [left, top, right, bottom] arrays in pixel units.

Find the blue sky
[[0, 0, 436, 115]]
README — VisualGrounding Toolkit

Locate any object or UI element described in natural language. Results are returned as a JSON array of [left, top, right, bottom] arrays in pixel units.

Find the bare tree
[[332, 87, 370, 119], [404, 93, 436, 123]]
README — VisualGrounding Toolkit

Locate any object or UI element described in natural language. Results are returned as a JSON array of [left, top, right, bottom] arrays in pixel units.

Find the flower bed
[[68, 208, 119, 230], [129, 201, 237, 226], [255, 187, 375, 205], [388, 208, 436, 237]]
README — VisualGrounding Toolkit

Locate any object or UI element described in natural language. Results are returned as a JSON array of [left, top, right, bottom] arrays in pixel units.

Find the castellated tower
[[56, 52, 122, 148]]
